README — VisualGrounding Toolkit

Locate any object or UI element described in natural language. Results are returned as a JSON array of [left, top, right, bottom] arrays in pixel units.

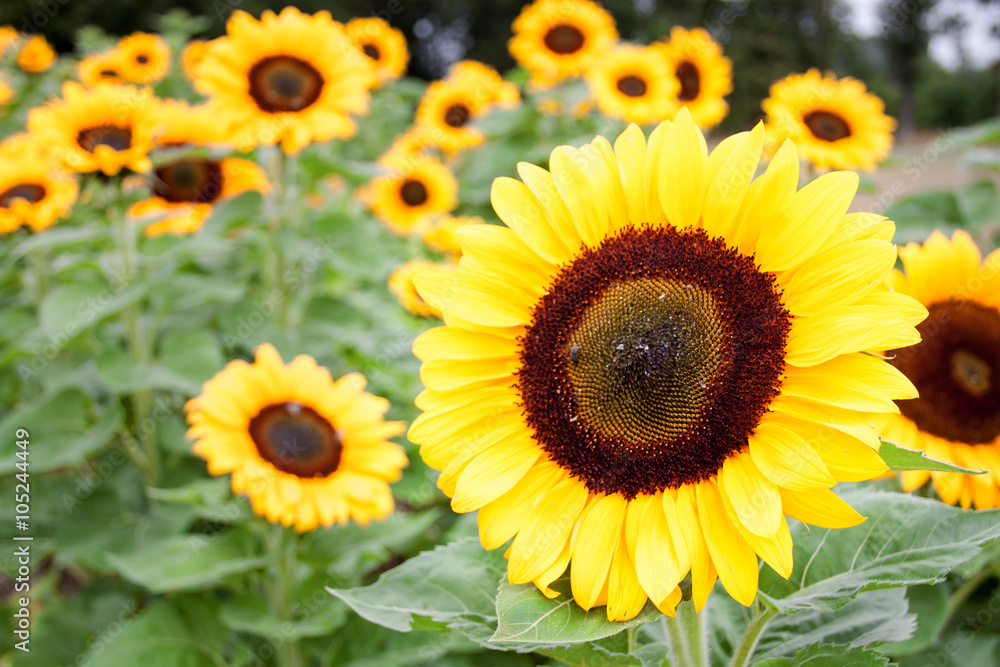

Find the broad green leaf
[[39, 281, 145, 335], [755, 589, 914, 660], [491, 577, 661, 646], [0, 389, 121, 475], [537, 643, 642, 667], [905, 633, 1000, 667], [219, 588, 348, 640], [328, 538, 504, 643], [882, 584, 949, 655], [105, 529, 269, 593], [753, 643, 890, 666], [956, 181, 1000, 227], [10, 225, 106, 260], [301, 508, 441, 567], [96, 347, 202, 395], [159, 329, 225, 386], [334, 615, 484, 667], [759, 491, 1000, 613], [879, 440, 984, 474]]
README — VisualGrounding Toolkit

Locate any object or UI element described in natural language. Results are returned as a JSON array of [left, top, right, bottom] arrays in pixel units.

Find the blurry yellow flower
[[388, 260, 447, 317], [657, 27, 732, 129], [587, 44, 678, 125], [78, 51, 129, 87], [362, 159, 458, 235], [186, 343, 408, 532], [181, 40, 211, 81], [449, 60, 520, 108], [0, 135, 78, 234], [415, 78, 487, 154], [420, 214, 486, 255], [346, 17, 408, 83], [0, 78, 13, 106], [17, 35, 55, 73], [379, 125, 443, 170], [0, 26, 17, 55], [113, 32, 171, 83]]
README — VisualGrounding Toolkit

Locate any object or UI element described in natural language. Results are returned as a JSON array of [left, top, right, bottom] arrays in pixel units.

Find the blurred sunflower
[[0, 135, 78, 234], [0, 78, 12, 106], [415, 77, 487, 154], [346, 17, 408, 83], [509, 0, 617, 86], [763, 69, 895, 171], [128, 101, 268, 237], [871, 231, 1000, 509], [17, 35, 55, 73], [587, 44, 678, 125], [379, 125, 441, 170], [187, 344, 407, 532], [192, 7, 376, 153], [113, 32, 171, 83], [28, 82, 158, 175], [78, 52, 129, 87], [421, 214, 486, 255], [362, 159, 458, 235], [0, 26, 16, 55], [657, 27, 732, 129], [181, 40, 211, 81], [448, 60, 520, 108], [389, 260, 446, 318], [410, 109, 925, 620]]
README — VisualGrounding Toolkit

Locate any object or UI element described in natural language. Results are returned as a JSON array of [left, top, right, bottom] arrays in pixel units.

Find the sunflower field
[[2, 1, 1000, 666]]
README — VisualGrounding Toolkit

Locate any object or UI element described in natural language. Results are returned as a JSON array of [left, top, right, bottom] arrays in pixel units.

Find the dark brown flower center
[[99, 69, 119, 78], [399, 179, 428, 206], [0, 183, 47, 208], [443, 103, 471, 128], [543, 24, 585, 55], [136, 53, 149, 65], [362, 43, 381, 61], [76, 124, 133, 153], [803, 110, 852, 142], [890, 299, 1000, 444], [616, 75, 648, 98], [676, 60, 700, 102], [248, 55, 325, 113], [248, 401, 343, 478], [153, 159, 224, 204], [518, 226, 790, 498]]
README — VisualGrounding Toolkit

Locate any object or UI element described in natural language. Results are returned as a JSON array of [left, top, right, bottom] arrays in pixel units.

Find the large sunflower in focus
[[763, 69, 895, 171], [657, 27, 732, 129], [362, 159, 458, 235], [0, 135, 77, 234], [129, 101, 268, 237], [192, 7, 376, 153], [27, 83, 158, 175], [187, 344, 408, 532], [346, 17, 408, 83], [872, 231, 1000, 509], [509, 0, 617, 87], [587, 44, 678, 125], [410, 109, 925, 620]]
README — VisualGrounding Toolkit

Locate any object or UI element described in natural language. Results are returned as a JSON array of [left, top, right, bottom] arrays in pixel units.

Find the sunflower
[[0, 78, 12, 106], [362, 159, 458, 235], [763, 69, 895, 171], [870, 231, 1000, 509], [17, 35, 55, 73], [191, 7, 376, 154], [379, 125, 443, 171], [129, 102, 268, 237], [27, 82, 159, 175], [389, 260, 447, 318], [657, 27, 732, 129], [78, 52, 129, 87], [346, 17, 408, 83], [586, 44, 678, 125], [181, 40, 211, 81], [0, 26, 16, 55], [509, 0, 617, 87], [414, 77, 488, 154], [111, 32, 171, 83], [187, 344, 407, 532], [448, 60, 520, 108], [409, 109, 925, 620], [421, 214, 486, 255], [0, 135, 78, 234]]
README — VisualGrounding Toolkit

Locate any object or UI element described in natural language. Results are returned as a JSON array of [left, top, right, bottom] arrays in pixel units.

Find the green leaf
[[537, 643, 642, 667], [105, 529, 269, 593], [759, 491, 1000, 613], [0, 389, 122, 475], [881, 584, 949, 655], [10, 225, 106, 260], [300, 509, 441, 567], [39, 281, 145, 335], [908, 633, 1000, 667], [956, 181, 1000, 227], [159, 329, 225, 387], [753, 643, 890, 666], [96, 347, 202, 395], [219, 586, 348, 640], [879, 439, 985, 474], [491, 577, 661, 646], [328, 538, 504, 643]]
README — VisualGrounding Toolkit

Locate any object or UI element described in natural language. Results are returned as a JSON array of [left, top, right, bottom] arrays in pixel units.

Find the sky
[[841, 0, 1000, 69]]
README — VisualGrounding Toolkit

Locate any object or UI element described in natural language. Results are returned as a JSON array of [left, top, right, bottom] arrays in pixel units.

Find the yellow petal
[[702, 123, 764, 240], [508, 477, 588, 584], [570, 494, 628, 609], [534, 532, 572, 599], [696, 480, 758, 607], [732, 139, 799, 257], [606, 527, 649, 621], [658, 107, 707, 230], [634, 495, 682, 605], [478, 461, 563, 550], [779, 486, 866, 529], [491, 176, 573, 265], [720, 452, 782, 537], [749, 415, 836, 490], [451, 434, 542, 512], [614, 123, 649, 227]]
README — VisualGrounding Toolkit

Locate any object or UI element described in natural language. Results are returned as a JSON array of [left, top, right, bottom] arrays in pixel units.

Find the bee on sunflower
[[186, 344, 408, 532], [27, 82, 159, 176], [361, 159, 458, 235], [409, 109, 925, 620], [0, 135, 78, 234], [191, 7, 377, 153], [509, 0, 617, 87], [871, 231, 1000, 509], [657, 27, 732, 129], [128, 100, 268, 237], [763, 69, 895, 171], [586, 44, 678, 125], [346, 17, 409, 84]]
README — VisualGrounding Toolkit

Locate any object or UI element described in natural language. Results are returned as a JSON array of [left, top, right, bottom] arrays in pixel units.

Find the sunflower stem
[[26, 246, 49, 306], [272, 524, 303, 667], [626, 626, 636, 653], [663, 599, 707, 667], [729, 602, 778, 667]]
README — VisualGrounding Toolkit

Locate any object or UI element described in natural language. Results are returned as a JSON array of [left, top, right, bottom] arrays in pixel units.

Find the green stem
[[271, 524, 302, 667], [664, 600, 708, 667], [937, 566, 996, 640], [26, 247, 49, 305], [729, 604, 778, 667], [626, 626, 636, 653]]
